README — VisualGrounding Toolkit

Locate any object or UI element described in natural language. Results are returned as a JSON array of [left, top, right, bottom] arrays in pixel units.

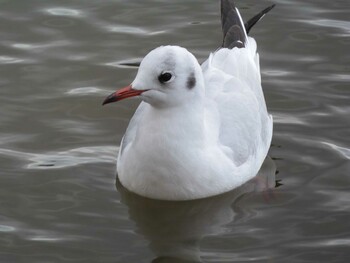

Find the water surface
[[0, 0, 349, 262]]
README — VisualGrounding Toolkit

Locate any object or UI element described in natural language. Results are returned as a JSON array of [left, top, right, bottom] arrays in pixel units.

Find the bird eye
[[158, 72, 173, 83]]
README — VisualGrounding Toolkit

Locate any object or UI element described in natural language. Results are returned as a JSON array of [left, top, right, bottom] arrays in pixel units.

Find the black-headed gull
[[103, 0, 275, 200]]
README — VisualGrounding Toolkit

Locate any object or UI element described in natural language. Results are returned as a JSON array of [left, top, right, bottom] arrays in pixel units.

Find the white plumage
[[104, 1, 274, 200]]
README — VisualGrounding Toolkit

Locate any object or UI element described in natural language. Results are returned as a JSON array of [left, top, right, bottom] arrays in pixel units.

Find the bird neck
[[138, 98, 205, 146]]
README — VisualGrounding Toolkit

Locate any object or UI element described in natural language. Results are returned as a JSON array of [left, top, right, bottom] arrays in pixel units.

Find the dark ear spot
[[186, 72, 196, 89]]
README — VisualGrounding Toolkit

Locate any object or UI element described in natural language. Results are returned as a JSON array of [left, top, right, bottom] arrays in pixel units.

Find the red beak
[[102, 85, 148, 105]]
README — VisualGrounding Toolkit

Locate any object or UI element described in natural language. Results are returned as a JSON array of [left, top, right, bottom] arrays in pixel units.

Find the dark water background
[[0, 0, 349, 262]]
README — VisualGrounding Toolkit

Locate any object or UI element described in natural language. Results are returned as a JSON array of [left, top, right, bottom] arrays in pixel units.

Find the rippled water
[[1, 0, 349, 262]]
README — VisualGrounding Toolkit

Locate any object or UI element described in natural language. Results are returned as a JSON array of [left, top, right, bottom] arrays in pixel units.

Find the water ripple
[[11, 40, 70, 50], [0, 56, 29, 64], [0, 146, 118, 169], [293, 238, 350, 248], [66, 87, 108, 96], [298, 19, 350, 35], [0, 225, 15, 232], [322, 74, 350, 82], [45, 8, 84, 17], [274, 113, 306, 125], [103, 59, 142, 68], [322, 142, 350, 160]]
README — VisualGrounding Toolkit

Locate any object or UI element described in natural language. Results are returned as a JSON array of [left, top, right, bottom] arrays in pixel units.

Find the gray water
[[1, 0, 349, 262]]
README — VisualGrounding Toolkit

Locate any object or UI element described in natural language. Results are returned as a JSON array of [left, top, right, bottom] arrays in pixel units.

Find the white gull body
[[105, 1, 274, 200]]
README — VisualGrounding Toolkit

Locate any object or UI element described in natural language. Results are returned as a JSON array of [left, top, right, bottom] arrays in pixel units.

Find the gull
[[103, 0, 275, 200]]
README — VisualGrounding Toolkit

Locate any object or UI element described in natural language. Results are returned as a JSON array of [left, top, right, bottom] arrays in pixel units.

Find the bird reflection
[[116, 157, 277, 263]]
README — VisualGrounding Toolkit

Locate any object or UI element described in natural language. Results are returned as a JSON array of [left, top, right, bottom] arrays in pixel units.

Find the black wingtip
[[221, 0, 247, 49], [244, 4, 276, 34]]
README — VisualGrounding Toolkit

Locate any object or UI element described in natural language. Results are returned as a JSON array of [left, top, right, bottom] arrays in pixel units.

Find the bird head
[[103, 46, 203, 108]]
